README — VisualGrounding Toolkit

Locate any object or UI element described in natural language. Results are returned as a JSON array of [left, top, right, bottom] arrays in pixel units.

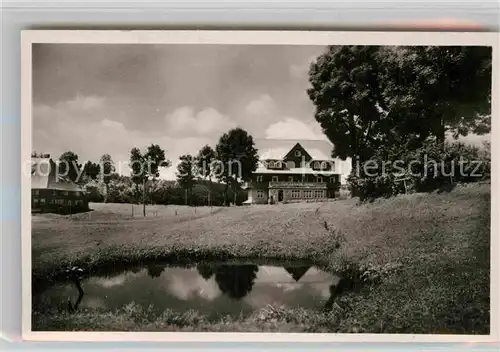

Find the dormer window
[[268, 161, 275, 168], [313, 161, 320, 169], [320, 161, 328, 170], [275, 161, 282, 169], [295, 150, 301, 157]]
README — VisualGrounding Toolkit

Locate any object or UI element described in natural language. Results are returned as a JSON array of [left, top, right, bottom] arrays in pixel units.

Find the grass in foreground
[[32, 183, 491, 333]]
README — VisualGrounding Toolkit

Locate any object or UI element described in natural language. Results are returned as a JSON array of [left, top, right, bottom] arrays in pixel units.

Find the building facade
[[31, 156, 89, 214], [243, 139, 352, 204]]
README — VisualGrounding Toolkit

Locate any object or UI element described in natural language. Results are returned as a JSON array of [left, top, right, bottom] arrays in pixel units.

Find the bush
[[81, 175, 247, 206], [349, 140, 490, 201]]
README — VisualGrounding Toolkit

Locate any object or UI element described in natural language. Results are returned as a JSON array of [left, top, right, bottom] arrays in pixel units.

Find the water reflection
[[147, 264, 166, 278], [67, 280, 84, 312], [196, 264, 214, 280], [213, 265, 258, 299], [37, 262, 340, 319]]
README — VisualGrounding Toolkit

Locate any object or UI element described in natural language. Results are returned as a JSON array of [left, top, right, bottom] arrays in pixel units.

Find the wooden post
[[142, 178, 146, 217]]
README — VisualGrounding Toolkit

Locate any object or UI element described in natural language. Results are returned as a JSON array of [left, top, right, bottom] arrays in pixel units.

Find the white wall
[[334, 157, 352, 185]]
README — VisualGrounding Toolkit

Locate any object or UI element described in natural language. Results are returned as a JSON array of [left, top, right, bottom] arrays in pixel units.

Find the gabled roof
[[254, 138, 333, 161], [31, 157, 85, 192]]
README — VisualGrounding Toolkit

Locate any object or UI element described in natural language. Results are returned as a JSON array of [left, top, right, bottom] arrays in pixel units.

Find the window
[[33, 198, 39, 204], [304, 190, 313, 198], [272, 176, 279, 182], [257, 190, 264, 198], [75, 191, 80, 196], [314, 161, 320, 169], [321, 161, 328, 170], [317, 176, 323, 183], [63, 191, 69, 196], [256, 175, 263, 182], [288, 176, 294, 182], [40, 198, 46, 204], [268, 161, 275, 168], [52, 190, 57, 196], [292, 190, 301, 198], [314, 190, 324, 198], [75, 200, 83, 205], [330, 177, 336, 183], [275, 161, 282, 168], [286, 161, 295, 169], [68, 200, 72, 206], [295, 150, 301, 157], [55, 199, 65, 205]]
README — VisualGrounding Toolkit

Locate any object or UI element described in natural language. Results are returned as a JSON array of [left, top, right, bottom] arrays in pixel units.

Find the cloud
[[166, 269, 220, 301], [33, 95, 218, 180], [244, 94, 276, 117], [265, 118, 327, 140], [289, 55, 317, 79], [165, 106, 236, 136]]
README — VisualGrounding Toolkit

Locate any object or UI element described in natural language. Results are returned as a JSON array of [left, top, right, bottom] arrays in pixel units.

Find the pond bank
[[31, 183, 491, 333]]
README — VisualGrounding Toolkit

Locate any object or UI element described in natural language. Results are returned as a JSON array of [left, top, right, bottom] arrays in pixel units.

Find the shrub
[[348, 140, 490, 201]]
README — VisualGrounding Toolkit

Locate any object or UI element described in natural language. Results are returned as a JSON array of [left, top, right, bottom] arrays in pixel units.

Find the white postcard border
[[21, 29, 500, 343]]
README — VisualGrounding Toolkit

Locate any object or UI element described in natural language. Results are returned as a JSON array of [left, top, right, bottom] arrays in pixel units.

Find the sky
[[32, 44, 329, 180], [32, 43, 490, 180]]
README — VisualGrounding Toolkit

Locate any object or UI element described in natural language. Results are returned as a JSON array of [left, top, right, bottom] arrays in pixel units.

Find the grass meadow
[[31, 183, 491, 333]]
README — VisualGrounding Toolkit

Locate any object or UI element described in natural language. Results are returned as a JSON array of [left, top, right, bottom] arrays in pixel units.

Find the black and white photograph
[[22, 31, 497, 340]]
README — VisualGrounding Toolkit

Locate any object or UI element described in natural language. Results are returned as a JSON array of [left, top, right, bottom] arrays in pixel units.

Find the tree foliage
[[380, 46, 492, 143], [307, 46, 389, 164], [129, 144, 170, 215], [307, 45, 492, 165], [196, 144, 217, 206], [176, 154, 196, 205], [82, 161, 101, 181], [215, 128, 259, 205], [58, 151, 82, 183]]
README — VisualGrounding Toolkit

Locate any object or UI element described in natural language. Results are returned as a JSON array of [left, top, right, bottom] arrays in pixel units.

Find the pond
[[35, 262, 340, 319]]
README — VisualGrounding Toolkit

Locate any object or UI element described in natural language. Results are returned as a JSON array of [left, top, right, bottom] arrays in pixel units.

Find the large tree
[[196, 145, 216, 207], [307, 45, 492, 166], [129, 144, 170, 216], [215, 128, 259, 206], [307, 46, 390, 166], [99, 154, 115, 203], [379, 46, 491, 144], [176, 154, 196, 205], [58, 151, 82, 183], [82, 161, 101, 181]]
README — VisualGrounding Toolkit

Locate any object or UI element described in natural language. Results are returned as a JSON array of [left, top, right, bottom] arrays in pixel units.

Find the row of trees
[[176, 128, 259, 207], [34, 127, 260, 214], [307, 45, 492, 198]]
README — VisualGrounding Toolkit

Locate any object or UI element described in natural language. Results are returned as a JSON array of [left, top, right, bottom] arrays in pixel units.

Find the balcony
[[242, 181, 328, 189], [269, 181, 327, 189]]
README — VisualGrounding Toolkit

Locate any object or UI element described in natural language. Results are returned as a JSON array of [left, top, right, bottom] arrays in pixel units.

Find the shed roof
[[31, 157, 85, 192]]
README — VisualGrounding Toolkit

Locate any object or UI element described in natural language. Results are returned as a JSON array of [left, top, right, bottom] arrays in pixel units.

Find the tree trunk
[[208, 177, 212, 207], [223, 182, 229, 206], [142, 178, 146, 217], [233, 184, 237, 205], [436, 115, 446, 147], [135, 183, 140, 204], [104, 182, 109, 203], [185, 188, 188, 206]]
